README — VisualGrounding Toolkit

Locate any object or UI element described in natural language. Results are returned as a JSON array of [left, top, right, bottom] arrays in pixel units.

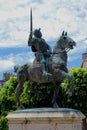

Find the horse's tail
[[14, 65, 20, 73]]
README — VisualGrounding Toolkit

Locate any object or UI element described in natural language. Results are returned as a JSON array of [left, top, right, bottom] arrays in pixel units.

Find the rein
[[52, 48, 71, 55]]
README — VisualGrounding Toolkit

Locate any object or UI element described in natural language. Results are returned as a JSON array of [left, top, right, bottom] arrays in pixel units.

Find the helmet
[[33, 28, 42, 38]]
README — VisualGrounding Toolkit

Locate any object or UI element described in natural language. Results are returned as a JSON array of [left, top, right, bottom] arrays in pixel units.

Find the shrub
[[62, 68, 87, 116], [0, 116, 8, 130]]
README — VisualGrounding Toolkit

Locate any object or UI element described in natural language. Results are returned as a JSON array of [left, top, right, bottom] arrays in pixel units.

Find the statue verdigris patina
[[14, 31, 76, 109], [28, 28, 52, 77]]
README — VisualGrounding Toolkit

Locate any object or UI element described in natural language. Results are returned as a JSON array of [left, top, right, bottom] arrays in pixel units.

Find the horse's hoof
[[17, 103, 25, 110], [52, 102, 59, 108], [20, 105, 25, 110]]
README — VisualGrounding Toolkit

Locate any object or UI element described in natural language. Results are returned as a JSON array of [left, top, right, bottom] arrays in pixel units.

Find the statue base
[[6, 108, 85, 130]]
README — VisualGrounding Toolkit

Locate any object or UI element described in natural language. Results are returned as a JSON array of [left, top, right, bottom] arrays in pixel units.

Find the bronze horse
[[14, 31, 76, 109]]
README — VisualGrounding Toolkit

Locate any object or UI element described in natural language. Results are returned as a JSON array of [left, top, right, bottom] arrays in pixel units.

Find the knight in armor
[[28, 28, 52, 76]]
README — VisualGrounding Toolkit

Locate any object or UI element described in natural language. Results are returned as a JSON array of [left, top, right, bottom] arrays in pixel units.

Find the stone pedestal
[[6, 108, 85, 130]]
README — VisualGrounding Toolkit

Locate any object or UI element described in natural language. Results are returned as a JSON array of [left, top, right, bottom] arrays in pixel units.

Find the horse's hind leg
[[52, 82, 60, 108], [15, 83, 25, 109], [30, 82, 43, 101]]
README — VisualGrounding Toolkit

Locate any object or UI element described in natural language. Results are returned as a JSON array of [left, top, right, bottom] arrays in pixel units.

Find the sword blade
[[30, 8, 33, 35]]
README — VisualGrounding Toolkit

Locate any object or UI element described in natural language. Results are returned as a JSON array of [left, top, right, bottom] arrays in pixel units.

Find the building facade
[[81, 53, 87, 69], [0, 72, 14, 87]]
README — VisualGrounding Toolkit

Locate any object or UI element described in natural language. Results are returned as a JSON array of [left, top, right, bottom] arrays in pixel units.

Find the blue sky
[[0, 0, 87, 79]]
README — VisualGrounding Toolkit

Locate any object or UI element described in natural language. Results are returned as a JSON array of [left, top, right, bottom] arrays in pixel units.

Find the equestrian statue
[[14, 9, 76, 109]]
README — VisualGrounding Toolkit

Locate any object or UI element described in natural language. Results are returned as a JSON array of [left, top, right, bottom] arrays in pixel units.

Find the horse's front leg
[[52, 82, 60, 108], [57, 69, 75, 96], [53, 69, 75, 97], [15, 83, 25, 109], [66, 74, 75, 96]]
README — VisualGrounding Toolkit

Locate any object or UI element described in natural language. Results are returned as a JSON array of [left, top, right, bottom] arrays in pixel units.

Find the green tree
[[20, 82, 55, 108], [20, 82, 37, 108], [0, 76, 18, 116], [0, 68, 87, 130], [0, 76, 18, 130], [0, 116, 8, 130], [62, 68, 87, 116]]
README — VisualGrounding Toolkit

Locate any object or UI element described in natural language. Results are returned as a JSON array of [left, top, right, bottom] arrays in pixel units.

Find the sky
[[0, 0, 87, 79]]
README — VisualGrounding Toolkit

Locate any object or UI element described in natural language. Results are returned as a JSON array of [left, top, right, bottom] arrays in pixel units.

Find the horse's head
[[59, 31, 76, 50]]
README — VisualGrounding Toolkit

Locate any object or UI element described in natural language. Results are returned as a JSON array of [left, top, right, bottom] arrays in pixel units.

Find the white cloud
[[0, 51, 34, 73], [11, 52, 34, 66], [0, 0, 87, 48], [0, 0, 87, 78], [0, 60, 15, 71]]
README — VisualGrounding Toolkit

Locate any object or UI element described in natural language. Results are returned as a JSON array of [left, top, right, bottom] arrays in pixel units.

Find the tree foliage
[[0, 68, 87, 130], [62, 68, 87, 116], [0, 76, 18, 116], [0, 116, 8, 130], [20, 82, 55, 108], [0, 76, 18, 130]]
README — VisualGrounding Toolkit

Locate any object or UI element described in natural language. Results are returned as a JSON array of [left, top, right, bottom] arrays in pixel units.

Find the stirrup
[[42, 71, 52, 76]]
